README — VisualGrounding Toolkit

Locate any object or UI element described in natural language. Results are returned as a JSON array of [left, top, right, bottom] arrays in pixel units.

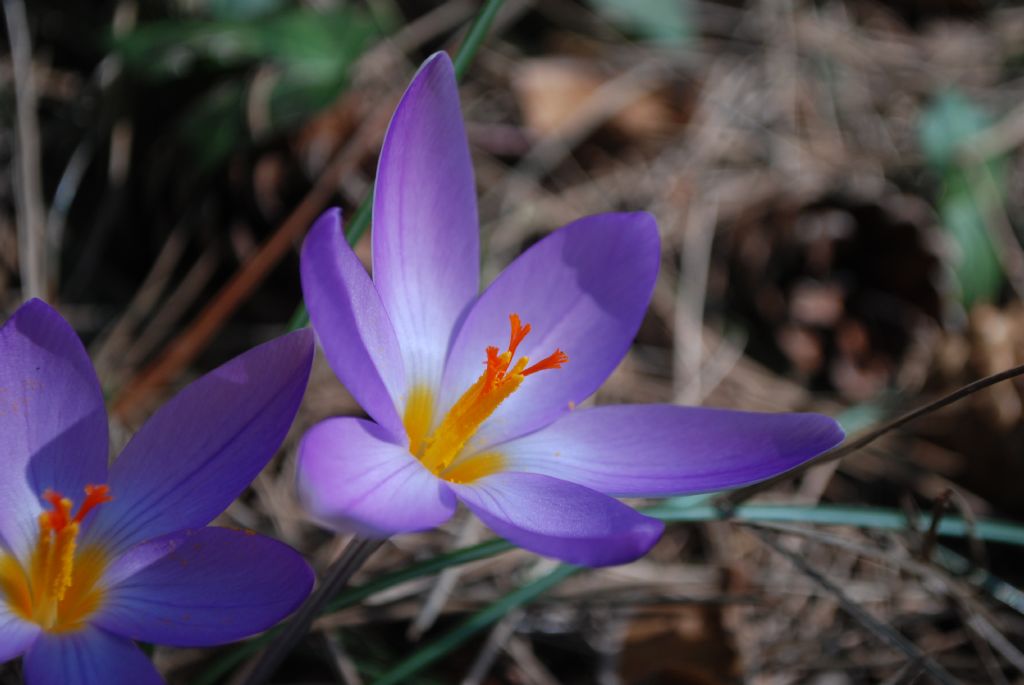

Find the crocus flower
[[0, 300, 315, 684], [297, 53, 844, 567]]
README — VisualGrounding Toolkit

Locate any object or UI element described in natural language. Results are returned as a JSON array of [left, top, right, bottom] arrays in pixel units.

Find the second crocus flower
[[297, 52, 844, 567], [0, 300, 315, 684]]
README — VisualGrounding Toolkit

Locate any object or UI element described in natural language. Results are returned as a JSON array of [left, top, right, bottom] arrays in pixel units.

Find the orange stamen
[[523, 349, 569, 376], [413, 315, 569, 477], [483, 346, 504, 389], [507, 314, 531, 360], [73, 485, 112, 524], [13, 485, 112, 631], [40, 491, 72, 532]]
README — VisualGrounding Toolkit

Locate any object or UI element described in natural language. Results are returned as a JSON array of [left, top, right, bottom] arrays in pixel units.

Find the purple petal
[[301, 209, 407, 437], [440, 213, 659, 450], [497, 405, 845, 496], [23, 626, 162, 685], [373, 52, 479, 391], [0, 608, 39, 663], [84, 330, 313, 556], [297, 417, 456, 537], [452, 472, 664, 567], [94, 527, 312, 647], [0, 299, 108, 560]]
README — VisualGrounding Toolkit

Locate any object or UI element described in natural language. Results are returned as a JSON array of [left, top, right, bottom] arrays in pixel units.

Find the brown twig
[[110, 106, 389, 421], [3, 0, 47, 300]]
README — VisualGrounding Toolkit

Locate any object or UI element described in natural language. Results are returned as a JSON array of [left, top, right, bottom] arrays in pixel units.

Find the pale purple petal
[[297, 417, 456, 537], [23, 626, 162, 685], [451, 472, 664, 567], [0, 299, 108, 560], [0, 607, 39, 663], [84, 330, 313, 555], [440, 213, 659, 450], [94, 527, 312, 646], [496, 405, 845, 496], [373, 51, 479, 392], [302, 209, 407, 437]]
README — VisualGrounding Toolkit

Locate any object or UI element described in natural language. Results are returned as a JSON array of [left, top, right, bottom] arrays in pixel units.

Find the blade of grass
[[644, 503, 1024, 547]]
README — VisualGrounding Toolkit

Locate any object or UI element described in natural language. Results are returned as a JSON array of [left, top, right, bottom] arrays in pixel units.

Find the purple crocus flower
[[297, 52, 844, 567], [0, 299, 315, 684]]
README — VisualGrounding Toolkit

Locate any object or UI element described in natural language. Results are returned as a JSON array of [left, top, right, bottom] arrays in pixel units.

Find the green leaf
[[918, 89, 1007, 305], [123, 8, 378, 173], [588, 0, 693, 46], [115, 9, 376, 79], [939, 188, 1004, 306], [919, 90, 990, 169], [205, 0, 288, 21]]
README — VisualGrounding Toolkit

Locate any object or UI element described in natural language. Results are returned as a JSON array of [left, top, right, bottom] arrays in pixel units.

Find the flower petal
[[297, 417, 456, 537], [440, 212, 659, 449], [302, 209, 407, 437], [0, 299, 108, 560], [84, 330, 313, 555], [0, 608, 39, 663], [497, 405, 845, 496], [373, 51, 479, 391], [23, 626, 162, 685], [94, 527, 312, 647], [451, 472, 663, 567]]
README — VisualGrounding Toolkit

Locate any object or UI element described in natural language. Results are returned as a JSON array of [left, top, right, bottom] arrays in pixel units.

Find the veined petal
[[84, 330, 314, 556], [95, 527, 312, 647], [496, 405, 845, 496], [452, 472, 663, 567], [440, 213, 659, 450], [297, 417, 457, 537], [0, 607, 39, 663], [302, 209, 407, 437], [373, 51, 479, 392], [0, 299, 108, 561], [23, 626, 162, 685]]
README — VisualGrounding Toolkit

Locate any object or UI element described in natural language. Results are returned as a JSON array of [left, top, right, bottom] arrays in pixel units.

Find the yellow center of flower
[[0, 485, 111, 633], [404, 314, 568, 483]]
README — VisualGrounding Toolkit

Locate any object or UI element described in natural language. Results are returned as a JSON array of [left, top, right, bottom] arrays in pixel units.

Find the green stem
[[452, 0, 504, 80], [240, 538, 385, 685]]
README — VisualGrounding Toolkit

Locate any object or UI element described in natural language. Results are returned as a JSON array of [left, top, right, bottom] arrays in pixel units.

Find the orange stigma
[[0, 485, 111, 632], [407, 314, 568, 479]]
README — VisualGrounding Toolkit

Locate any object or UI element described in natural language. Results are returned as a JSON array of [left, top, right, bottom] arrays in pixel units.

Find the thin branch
[[720, 363, 1024, 508]]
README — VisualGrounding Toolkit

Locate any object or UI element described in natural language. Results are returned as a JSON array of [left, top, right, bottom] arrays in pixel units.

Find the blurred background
[[3, 0, 1024, 683]]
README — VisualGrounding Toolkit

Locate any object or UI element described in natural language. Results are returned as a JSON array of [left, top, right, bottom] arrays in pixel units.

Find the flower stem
[[241, 537, 385, 685], [452, 0, 504, 80]]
